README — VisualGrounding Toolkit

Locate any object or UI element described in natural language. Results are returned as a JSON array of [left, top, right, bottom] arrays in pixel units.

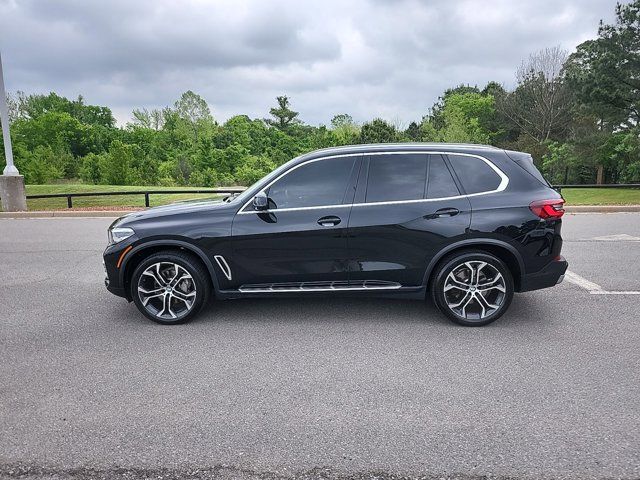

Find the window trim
[[238, 151, 508, 215], [445, 153, 507, 196]]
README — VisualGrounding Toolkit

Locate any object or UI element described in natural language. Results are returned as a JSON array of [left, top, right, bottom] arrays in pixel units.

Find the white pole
[[0, 51, 19, 176]]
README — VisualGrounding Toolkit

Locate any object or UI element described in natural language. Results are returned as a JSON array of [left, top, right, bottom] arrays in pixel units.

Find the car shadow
[[110, 291, 548, 329]]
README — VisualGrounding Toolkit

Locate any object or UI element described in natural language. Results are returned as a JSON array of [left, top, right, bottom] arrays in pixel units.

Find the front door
[[347, 153, 472, 286], [230, 155, 361, 289]]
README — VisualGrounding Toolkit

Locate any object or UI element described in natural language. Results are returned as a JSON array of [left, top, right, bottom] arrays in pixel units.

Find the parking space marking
[[591, 233, 640, 242], [565, 270, 640, 295]]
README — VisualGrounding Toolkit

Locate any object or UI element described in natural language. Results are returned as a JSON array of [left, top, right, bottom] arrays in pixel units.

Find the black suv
[[103, 143, 567, 326]]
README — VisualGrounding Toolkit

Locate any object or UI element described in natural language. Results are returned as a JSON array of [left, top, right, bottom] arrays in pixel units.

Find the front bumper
[[519, 256, 568, 292], [103, 242, 134, 299]]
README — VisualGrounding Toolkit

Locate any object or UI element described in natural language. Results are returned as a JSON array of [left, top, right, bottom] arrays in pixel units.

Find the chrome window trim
[[237, 151, 509, 215]]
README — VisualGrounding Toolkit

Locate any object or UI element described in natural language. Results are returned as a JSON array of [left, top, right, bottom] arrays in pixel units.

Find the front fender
[[118, 239, 222, 298]]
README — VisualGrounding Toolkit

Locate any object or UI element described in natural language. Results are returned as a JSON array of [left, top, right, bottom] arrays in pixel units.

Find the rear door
[[346, 152, 471, 286]]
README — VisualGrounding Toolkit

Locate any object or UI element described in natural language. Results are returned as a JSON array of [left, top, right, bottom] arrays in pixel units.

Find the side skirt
[[217, 281, 426, 300]]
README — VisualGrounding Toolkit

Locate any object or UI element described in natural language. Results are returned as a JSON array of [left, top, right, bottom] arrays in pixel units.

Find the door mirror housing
[[252, 191, 269, 211]]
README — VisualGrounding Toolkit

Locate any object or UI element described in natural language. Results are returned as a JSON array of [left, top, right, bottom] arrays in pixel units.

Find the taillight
[[529, 199, 565, 219]]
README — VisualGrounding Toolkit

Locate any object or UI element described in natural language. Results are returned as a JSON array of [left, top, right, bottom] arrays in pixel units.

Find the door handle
[[425, 207, 459, 219], [317, 215, 341, 227]]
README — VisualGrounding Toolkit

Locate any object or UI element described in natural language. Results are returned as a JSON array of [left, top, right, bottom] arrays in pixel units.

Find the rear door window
[[365, 154, 428, 203], [447, 154, 502, 194]]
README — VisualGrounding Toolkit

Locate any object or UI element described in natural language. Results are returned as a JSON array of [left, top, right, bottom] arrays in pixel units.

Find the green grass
[[22, 184, 226, 211], [561, 188, 640, 206], [2, 184, 638, 211]]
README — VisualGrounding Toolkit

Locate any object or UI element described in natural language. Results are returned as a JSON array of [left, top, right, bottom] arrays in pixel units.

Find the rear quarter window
[[447, 154, 503, 194], [505, 151, 551, 186]]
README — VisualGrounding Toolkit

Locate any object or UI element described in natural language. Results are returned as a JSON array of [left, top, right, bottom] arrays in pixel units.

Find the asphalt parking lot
[[0, 213, 639, 480]]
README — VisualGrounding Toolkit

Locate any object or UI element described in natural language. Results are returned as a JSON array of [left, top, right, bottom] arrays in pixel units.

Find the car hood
[[114, 198, 233, 226]]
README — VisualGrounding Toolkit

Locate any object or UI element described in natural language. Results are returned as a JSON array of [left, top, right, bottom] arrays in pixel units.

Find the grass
[[1, 184, 638, 211], [21, 184, 227, 211], [560, 188, 640, 206]]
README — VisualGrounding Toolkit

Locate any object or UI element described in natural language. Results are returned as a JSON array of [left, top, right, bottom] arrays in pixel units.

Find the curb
[[565, 205, 640, 213], [0, 210, 134, 218], [2, 205, 640, 219]]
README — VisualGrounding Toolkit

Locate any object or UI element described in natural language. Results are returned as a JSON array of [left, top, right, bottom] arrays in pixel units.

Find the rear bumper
[[519, 256, 568, 292]]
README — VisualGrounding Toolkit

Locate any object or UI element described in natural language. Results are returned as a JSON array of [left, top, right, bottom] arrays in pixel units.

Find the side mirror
[[252, 191, 269, 211]]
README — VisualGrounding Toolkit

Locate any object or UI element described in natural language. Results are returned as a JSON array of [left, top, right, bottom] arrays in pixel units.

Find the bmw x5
[[103, 143, 567, 326]]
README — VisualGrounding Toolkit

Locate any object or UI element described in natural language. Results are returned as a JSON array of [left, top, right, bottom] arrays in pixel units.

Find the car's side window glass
[[447, 154, 502, 194], [427, 155, 460, 199], [266, 156, 356, 209], [365, 154, 428, 203]]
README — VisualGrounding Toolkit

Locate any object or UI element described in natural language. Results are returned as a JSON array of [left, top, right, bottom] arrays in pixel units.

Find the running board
[[238, 280, 402, 293]]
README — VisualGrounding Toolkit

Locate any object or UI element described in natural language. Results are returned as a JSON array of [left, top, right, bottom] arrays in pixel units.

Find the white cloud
[[0, 0, 617, 125]]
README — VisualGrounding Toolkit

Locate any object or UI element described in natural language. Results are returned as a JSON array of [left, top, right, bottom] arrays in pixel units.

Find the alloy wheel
[[137, 262, 197, 320], [443, 261, 506, 320]]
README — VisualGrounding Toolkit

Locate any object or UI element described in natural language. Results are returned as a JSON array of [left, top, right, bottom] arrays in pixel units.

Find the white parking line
[[565, 271, 640, 295], [591, 234, 640, 242]]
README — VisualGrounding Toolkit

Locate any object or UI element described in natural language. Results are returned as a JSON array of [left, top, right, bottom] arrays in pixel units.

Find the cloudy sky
[[0, 0, 617, 126]]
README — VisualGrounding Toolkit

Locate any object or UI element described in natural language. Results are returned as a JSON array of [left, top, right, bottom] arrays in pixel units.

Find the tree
[[131, 108, 165, 130], [6, 91, 28, 122], [235, 155, 276, 185], [420, 93, 497, 144], [330, 114, 359, 145], [496, 46, 573, 143], [16, 146, 65, 184], [11, 111, 89, 157], [542, 142, 581, 185], [330, 114, 354, 129], [18, 92, 115, 128], [428, 84, 481, 131], [359, 118, 397, 143], [405, 122, 421, 141], [172, 90, 214, 142], [265, 95, 300, 129], [565, 1, 640, 130], [174, 90, 212, 125], [100, 140, 135, 185]]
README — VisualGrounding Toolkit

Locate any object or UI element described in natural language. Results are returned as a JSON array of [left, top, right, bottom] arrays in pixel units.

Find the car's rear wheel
[[431, 251, 514, 326], [130, 250, 211, 324]]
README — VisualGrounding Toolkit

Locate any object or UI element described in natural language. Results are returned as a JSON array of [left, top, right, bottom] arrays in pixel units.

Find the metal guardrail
[[26, 187, 246, 208], [24, 184, 640, 209]]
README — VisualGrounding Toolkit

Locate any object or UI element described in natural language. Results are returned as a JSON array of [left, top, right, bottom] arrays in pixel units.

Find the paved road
[[0, 214, 639, 480]]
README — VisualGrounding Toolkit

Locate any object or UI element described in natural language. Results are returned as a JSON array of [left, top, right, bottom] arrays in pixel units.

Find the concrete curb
[[565, 205, 640, 213], [2, 205, 640, 218], [0, 210, 134, 218]]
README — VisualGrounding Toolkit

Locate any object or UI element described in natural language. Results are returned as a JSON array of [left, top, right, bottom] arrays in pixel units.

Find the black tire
[[431, 250, 514, 327], [130, 250, 211, 325]]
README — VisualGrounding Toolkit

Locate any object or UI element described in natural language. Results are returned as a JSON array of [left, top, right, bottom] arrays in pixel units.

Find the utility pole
[[0, 51, 27, 211]]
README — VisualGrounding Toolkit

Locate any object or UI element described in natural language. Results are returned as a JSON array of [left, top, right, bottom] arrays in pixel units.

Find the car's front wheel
[[431, 251, 514, 326], [130, 250, 211, 324]]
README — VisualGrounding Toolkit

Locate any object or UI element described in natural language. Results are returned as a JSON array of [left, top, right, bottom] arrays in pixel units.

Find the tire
[[130, 250, 211, 325], [431, 250, 514, 327]]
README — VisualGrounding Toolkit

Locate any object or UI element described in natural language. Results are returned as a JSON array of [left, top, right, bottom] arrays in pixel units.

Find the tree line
[[1, 0, 639, 187]]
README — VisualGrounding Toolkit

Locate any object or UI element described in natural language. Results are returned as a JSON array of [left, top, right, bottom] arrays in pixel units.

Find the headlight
[[109, 227, 135, 244]]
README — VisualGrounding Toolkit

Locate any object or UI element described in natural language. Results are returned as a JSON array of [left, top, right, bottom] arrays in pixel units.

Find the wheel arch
[[119, 240, 220, 300], [423, 239, 524, 291]]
